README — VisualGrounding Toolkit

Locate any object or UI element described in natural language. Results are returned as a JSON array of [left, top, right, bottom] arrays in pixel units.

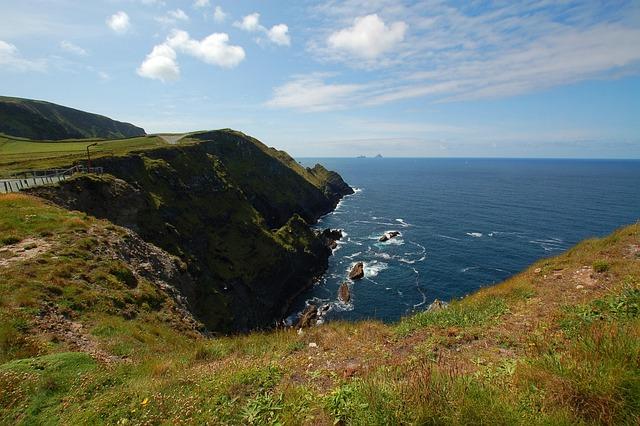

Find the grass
[[0, 195, 639, 424], [0, 134, 174, 175]]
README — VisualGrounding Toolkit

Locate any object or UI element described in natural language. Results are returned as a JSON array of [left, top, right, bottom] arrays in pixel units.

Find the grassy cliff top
[[0, 134, 174, 175], [1, 193, 638, 424]]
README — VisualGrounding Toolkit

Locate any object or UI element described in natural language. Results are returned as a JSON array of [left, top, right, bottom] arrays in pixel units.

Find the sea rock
[[349, 262, 365, 280], [426, 299, 447, 312], [338, 282, 351, 303], [322, 228, 343, 251], [297, 304, 317, 328], [379, 231, 400, 242]]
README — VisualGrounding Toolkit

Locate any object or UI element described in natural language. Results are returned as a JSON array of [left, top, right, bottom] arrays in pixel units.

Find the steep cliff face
[[29, 130, 352, 332]]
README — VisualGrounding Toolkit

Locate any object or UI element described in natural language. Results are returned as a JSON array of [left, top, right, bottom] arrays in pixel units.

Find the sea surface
[[288, 158, 640, 324]]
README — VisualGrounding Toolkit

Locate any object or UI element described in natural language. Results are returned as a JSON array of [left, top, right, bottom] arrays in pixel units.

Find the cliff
[[28, 130, 353, 332], [0, 96, 146, 140]]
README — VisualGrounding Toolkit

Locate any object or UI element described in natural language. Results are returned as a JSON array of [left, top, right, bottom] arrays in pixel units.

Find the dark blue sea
[[288, 158, 640, 324]]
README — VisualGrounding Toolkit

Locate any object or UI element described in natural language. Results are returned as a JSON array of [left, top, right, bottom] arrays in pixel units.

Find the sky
[[0, 0, 639, 158]]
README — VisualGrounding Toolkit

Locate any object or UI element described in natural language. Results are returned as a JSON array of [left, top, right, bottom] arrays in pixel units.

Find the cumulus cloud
[[234, 13, 261, 32], [137, 43, 180, 82], [267, 24, 291, 46], [213, 6, 226, 23], [156, 9, 189, 25], [60, 40, 87, 56], [0, 40, 46, 71], [167, 30, 245, 68], [106, 11, 130, 34], [327, 14, 407, 59], [234, 12, 291, 46], [137, 30, 245, 82]]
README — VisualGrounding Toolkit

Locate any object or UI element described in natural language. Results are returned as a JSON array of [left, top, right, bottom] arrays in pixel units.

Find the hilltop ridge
[[0, 96, 146, 141]]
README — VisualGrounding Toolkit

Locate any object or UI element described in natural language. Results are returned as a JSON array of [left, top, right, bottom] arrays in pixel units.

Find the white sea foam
[[364, 261, 388, 278], [375, 252, 392, 260], [460, 266, 480, 273], [395, 218, 411, 227], [399, 255, 426, 264], [437, 234, 461, 241], [466, 232, 483, 238], [345, 251, 362, 259]]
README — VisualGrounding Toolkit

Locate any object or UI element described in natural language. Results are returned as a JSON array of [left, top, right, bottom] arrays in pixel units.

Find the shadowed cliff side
[[29, 130, 353, 332]]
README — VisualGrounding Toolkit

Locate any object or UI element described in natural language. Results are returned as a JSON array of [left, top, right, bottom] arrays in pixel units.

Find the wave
[[344, 251, 362, 259], [364, 261, 388, 278], [395, 218, 411, 227], [399, 255, 426, 264], [466, 232, 483, 238], [411, 267, 427, 308], [437, 234, 461, 241]]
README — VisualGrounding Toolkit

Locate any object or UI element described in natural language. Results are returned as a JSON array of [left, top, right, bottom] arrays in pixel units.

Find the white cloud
[[137, 30, 245, 81], [137, 43, 180, 82], [0, 40, 46, 71], [98, 71, 111, 81], [267, 74, 367, 112], [60, 40, 87, 56], [193, 0, 210, 8], [234, 13, 261, 32], [267, 24, 291, 46], [167, 30, 245, 68], [234, 12, 291, 47], [156, 9, 189, 25], [327, 14, 407, 59], [106, 11, 130, 34], [213, 6, 226, 23]]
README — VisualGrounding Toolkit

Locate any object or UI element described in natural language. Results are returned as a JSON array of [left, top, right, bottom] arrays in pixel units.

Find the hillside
[[0, 193, 638, 424], [0, 96, 145, 141], [25, 130, 354, 332]]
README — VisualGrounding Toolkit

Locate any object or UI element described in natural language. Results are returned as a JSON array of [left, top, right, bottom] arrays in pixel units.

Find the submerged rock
[[349, 262, 365, 280], [338, 282, 351, 303], [379, 231, 400, 242]]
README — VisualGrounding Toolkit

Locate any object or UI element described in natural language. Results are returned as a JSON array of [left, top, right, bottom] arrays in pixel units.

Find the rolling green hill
[[0, 96, 146, 141]]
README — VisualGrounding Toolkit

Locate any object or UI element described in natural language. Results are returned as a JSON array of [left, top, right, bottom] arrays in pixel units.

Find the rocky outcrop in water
[[338, 282, 351, 303], [379, 231, 401, 242], [322, 228, 343, 250], [349, 262, 365, 280]]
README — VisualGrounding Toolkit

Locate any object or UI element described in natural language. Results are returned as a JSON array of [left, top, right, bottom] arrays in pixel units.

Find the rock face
[[379, 231, 401, 242], [297, 305, 318, 328], [338, 282, 351, 303], [29, 130, 353, 333], [322, 228, 343, 250], [349, 262, 365, 280], [426, 299, 447, 312]]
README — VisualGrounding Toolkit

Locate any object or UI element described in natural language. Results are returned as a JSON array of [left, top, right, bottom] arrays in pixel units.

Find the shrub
[[1, 236, 21, 246], [593, 260, 610, 273]]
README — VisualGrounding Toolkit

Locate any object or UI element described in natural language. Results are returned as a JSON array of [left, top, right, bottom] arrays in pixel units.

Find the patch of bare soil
[[0, 238, 53, 268], [33, 304, 126, 364]]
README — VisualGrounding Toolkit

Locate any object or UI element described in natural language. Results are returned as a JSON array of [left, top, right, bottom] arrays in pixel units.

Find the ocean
[[288, 158, 640, 324]]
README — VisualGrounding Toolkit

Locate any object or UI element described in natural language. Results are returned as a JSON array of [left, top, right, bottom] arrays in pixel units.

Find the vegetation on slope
[[1, 193, 638, 425], [27, 140, 344, 331], [0, 96, 145, 141]]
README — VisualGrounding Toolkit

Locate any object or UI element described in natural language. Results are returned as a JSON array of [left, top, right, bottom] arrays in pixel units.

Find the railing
[[0, 165, 104, 194]]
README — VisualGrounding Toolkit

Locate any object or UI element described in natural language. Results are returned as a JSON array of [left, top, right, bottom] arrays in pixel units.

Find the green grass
[[0, 134, 173, 175]]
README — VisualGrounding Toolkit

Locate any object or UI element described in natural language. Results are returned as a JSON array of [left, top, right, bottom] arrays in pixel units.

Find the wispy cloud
[[60, 40, 87, 56], [290, 1, 640, 108], [0, 40, 46, 71]]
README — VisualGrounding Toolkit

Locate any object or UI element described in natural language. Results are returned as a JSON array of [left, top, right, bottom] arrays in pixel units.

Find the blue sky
[[0, 0, 639, 157]]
